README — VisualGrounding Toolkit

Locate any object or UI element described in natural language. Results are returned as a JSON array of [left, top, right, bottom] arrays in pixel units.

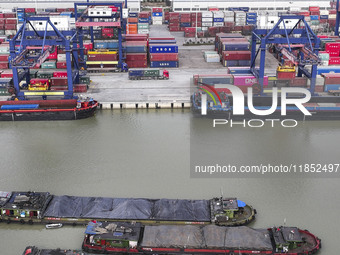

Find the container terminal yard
[[1, 0, 340, 118]]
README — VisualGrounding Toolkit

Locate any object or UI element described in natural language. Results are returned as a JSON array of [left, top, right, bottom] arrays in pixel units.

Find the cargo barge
[[0, 191, 255, 226], [81, 221, 321, 255]]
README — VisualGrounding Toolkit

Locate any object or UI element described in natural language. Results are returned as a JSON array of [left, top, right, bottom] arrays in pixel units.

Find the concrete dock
[[86, 25, 279, 109]]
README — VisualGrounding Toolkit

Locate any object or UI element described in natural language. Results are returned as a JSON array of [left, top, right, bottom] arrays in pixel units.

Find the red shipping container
[[25, 8, 36, 13], [4, 13, 16, 18], [310, 11, 320, 15], [87, 54, 117, 61], [57, 62, 67, 69], [74, 84, 87, 93], [326, 49, 340, 57], [222, 51, 251, 61], [329, 57, 340, 65], [150, 53, 178, 61], [0, 24, 4, 29], [56, 8, 67, 12], [322, 73, 340, 84], [0, 62, 8, 69], [329, 10, 337, 15], [53, 71, 68, 77], [5, 19, 16, 24], [169, 27, 180, 32], [170, 12, 180, 17], [126, 53, 147, 61], [50, 77, 68, 86], [290, 77, 307, 87], [298, 11, 310, 16], [180, 17, 191, 22], [126, 60, 147, 68], [0, 55, 9, 61], [109, 6, 118, 12], [309, 6, 320, 12], [0, 14, 3, 18], [328, 19, 336, 27], [152, 8, 163, 13], [5, 24, 16, 30], [325, 43, 340, 51], [277, 71, 296, 80], [30, 79, 49, 85], [191, 22, 202, 27], [314, 85, 324, 92], [139, 12, 150, 18], [1, 70, 13, 78], [51, 86, 68, 91]]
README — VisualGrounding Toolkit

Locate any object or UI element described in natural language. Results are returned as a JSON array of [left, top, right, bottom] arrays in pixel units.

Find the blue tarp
[[237, 200, 246, 208], [1, 104, 39, 110]]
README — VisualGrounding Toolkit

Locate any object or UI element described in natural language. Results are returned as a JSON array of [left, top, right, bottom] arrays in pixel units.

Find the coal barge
[[0, 191, 255, 226], [0, 98, 98, 121], [81, 221, 321, 255]]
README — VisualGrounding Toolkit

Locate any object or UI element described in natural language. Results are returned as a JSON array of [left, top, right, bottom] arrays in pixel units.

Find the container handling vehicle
[[128, 68, 169, 80]]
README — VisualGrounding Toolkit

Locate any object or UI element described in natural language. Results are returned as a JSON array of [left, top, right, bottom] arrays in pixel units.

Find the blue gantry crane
[[9, 16, 81, 100], [250, 15, 321, 95], [74, 1, 127, 71]]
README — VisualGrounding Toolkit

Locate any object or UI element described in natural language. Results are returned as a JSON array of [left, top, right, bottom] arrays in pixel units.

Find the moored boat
[[82, 221, 321, 255], [0, 98, 98, 121]]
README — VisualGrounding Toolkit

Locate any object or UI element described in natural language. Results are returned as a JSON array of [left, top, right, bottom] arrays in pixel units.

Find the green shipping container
[[138, 24, 149, 29], [80, 76, 90, 85], [37, 70, 54, 79], [143, 69, 160, 77], [0, 47, 9, 54], [41, 61, 57, 69], [311, 20, 320, 25], [29, 69, 39, 79], [0, 88, 10, 96], [319, 53, 330, 61]]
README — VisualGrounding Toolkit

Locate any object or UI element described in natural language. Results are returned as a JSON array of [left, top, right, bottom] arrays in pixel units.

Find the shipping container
[[233, 75, 269, 86], [126, 60, 147, 68], [150, 61, 178, 68], [222, 51, 251, 60], [150, 53, 178, 61], [149, 44, 178, 54]]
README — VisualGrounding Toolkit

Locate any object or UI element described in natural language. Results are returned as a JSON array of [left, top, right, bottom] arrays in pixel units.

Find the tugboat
[[0, 97, 98, 121], [82, 221, 321, 255]]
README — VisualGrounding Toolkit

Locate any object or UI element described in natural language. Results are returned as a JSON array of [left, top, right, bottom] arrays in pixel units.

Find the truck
[[128, 68, 169, 80]]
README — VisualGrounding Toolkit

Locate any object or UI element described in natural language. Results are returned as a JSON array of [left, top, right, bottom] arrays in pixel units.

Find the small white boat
[[45, 223, 63, 229]]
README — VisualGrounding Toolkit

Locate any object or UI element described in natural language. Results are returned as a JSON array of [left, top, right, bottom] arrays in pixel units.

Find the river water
[[0, 109, 339, 254]]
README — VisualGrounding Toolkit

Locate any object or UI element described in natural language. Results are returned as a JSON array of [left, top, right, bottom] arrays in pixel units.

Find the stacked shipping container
[[152, 7, 163, 25], [149, 38, 179, 68]]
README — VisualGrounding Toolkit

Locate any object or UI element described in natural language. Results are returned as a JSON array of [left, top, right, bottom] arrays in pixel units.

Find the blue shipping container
[[246, 21, 257, 25], [17, 8, 25, 12], [246, 17, 257, 22], [310, 15, 319, 20], [125, 46, 147, 53], [129, 70, 144, 77], [238, 60, 251, 66], [224, 60, 239, 67], [317, 67, 340, 75], [213, 18, 224, 22], [228, 7, 240, 11], [320, 15, 328, 19], [222, 43, 250, 51], [129, 12, 138, 17], [324, 84, 340, 91], [199, 77, 233, 85], [107, 41, 119, 49], [139, 18, 149, 23], [149, 45, 178, 53], [228, 67, 259, 74], [150, 61, 178, 68], [246, 12, 257, 17], [239, 7, 250, 12], [94, 42, 108, 49], [180, 22, 191, 27], [152, 12, 163, 17]]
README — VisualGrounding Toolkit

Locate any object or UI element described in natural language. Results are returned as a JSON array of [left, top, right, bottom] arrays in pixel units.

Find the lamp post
[[195, 5, 199, 40]]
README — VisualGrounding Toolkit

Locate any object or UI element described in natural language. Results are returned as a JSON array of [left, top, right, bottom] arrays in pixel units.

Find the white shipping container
[[152, 20, 163, 25], [138, 29, 149, 34], [213, 22, 224, 27], [202, 11, 213, 18], [5, 30, 16, 36], [305, 16, 311, 22], [320, 10, 329, 15], [58, 54, 66, 62], [152, 16, 163, 21], [213, 11, 224, 18], [224, 11, 234, 17], [234, 11, 246, 17], [289, 7, 301, 12], [205, 54, 220, 63], [202, 17, 213, 22], [30, 16, 70, 31], [235, 22, 246, 26], [0, 9, 13, 13], [224, 17, 234, 22], [202, 27, 208, 31], [329, 14, 336, 19], [202, 22, 213, 27]]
